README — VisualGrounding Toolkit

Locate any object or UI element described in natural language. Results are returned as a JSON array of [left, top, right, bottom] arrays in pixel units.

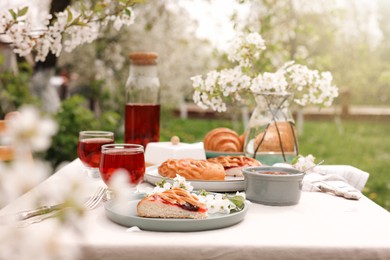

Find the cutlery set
[[1, 186, 107, 226]]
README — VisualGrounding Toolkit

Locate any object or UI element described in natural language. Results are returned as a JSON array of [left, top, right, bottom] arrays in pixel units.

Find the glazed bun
[[255, 122, 296, 152], [158, 159, 225, 180], [208, 156, 261, 177], [203, 128, 242, 152]]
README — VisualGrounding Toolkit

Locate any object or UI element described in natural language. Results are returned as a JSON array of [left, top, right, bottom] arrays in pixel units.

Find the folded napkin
[[126, 226, 142, 232], [302, 165, 370, 200]]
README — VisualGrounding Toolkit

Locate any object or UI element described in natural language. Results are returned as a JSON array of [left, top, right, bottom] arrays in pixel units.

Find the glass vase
[[244, 92, 299, 165]]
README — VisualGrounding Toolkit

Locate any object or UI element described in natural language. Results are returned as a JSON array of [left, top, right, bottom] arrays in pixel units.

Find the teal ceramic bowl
[[242, 166, 305, 206], [205, 150, 244, 159]]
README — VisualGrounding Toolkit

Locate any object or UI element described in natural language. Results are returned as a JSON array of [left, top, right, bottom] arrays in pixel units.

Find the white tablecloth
[[1, 159, 390, 260]]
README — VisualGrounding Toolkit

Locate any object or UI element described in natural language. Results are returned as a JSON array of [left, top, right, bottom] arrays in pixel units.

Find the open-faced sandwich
[[137, 187, 208, 219], [136, 175, 246, 219]]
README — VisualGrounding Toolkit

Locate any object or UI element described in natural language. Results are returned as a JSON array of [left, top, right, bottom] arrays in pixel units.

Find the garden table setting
[[1, 156, 390, 260], [1, 2, 390, 259]]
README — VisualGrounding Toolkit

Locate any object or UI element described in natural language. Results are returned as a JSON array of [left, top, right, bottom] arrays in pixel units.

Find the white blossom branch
[[0, 0, 141, 62]]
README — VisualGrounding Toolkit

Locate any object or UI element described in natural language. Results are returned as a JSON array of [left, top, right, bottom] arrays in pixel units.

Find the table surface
[[1, 159, 390, 260]]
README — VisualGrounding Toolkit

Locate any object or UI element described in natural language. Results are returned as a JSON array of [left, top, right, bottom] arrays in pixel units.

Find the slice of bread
[[137, 198, 207, 219], [137, 188, 208, 219]]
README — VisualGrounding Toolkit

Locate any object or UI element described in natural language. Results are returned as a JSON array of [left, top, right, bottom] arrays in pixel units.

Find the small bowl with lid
[[242, 166, 305, 206]]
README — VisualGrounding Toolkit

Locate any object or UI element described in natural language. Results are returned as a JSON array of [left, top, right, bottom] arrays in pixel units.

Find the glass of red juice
[[99, 144, 145, 186], [77, 131, 114, 178], [125, 103, 160, 148]]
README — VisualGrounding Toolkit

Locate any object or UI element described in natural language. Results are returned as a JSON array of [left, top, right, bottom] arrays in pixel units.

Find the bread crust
[[254, 122, 296, 152], [158, 159, 225, 180], [203, 128, 242, 152]]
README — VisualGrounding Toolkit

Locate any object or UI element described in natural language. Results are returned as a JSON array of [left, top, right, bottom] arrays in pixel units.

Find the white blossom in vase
[[191, 32, 339, 112]]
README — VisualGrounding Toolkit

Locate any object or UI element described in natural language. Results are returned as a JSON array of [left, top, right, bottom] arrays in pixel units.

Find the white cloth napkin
[[302, 165, 369, 200]]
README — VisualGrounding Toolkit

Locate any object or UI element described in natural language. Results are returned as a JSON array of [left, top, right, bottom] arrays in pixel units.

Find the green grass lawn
[[160, 112, 390, 211]]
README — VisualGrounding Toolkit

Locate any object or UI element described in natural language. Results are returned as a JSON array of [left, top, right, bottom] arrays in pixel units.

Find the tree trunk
[[34, 0, 71, 71]]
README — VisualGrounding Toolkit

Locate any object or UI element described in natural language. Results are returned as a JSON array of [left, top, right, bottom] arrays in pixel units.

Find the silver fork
[[19, 186, 107, 227], [82, 186, 108, 210]]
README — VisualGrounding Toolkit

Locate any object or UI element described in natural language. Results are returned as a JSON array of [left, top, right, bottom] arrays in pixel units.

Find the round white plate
[[105, 199, 249, 232], [144, 166, 245, 192]]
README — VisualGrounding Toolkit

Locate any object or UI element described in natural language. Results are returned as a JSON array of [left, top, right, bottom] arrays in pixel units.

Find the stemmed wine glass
[[77, 131, 114, 178], [99, 144, 145, 186]]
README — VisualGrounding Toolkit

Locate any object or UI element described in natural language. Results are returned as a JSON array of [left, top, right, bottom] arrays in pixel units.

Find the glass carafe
[[244, 92, 298, 165], [125, 52, 160, 148]]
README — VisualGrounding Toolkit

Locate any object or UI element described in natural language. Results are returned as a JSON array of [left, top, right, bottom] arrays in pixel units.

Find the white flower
[[2, 106, 58, 153], [228, 32, 266, 67], [1, 2, 136, 61], [172, 174, 194, 192], [292, 154, 316, 173], [149, 175, 193, 195], [197, 193, 238, 215], [113, 16, 123, 31], [108, 169, 137, 200], [0, 159, 49, 207], [42, 172, 88, 209], [190, 75, 203, 88]]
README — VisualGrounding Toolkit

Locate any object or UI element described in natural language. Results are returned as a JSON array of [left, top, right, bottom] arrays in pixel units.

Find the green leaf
[[291, 155, 299, 165], [8, 9, 17, 20], [94, 2, 107, 13], [70, 18, 88, 27], [67, 9, 73, 23], [17, 6, 29, 17], [75, 21, 88, 26], [155, 178, 167, 188], [198, 189, 209, 196], [229, 195, 245, 211], [125, 8, 132, 16]]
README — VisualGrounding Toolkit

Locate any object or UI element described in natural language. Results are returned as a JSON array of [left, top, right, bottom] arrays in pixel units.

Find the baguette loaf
[[158, 159, 225, 180]]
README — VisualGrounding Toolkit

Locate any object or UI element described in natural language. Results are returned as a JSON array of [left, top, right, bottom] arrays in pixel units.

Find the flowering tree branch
[[0, 0, 142, 62]]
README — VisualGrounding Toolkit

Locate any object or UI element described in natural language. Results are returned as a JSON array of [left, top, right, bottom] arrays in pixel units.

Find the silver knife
[[16, 203, 65, 221], [0, 204, 64, 225]]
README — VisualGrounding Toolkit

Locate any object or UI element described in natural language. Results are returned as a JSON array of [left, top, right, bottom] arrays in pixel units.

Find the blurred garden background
[[1, 0, 390, 210]]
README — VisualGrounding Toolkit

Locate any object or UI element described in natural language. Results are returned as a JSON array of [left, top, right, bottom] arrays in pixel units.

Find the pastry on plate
[[203, 128, 243, 152], [254, 122, 296, 152], [137, 187, 208, 219], [158, 159, 225, 180], [207, 156, 262, 177]]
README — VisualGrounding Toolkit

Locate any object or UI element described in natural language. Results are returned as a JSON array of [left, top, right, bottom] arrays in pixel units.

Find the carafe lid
[[129, 52, 158, 65]]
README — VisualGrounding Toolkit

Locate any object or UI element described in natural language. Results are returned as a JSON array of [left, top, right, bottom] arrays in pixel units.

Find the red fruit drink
[[99, 144, 145, 185], [124, 104, 160, 148], [78, 138, 114, 168]]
